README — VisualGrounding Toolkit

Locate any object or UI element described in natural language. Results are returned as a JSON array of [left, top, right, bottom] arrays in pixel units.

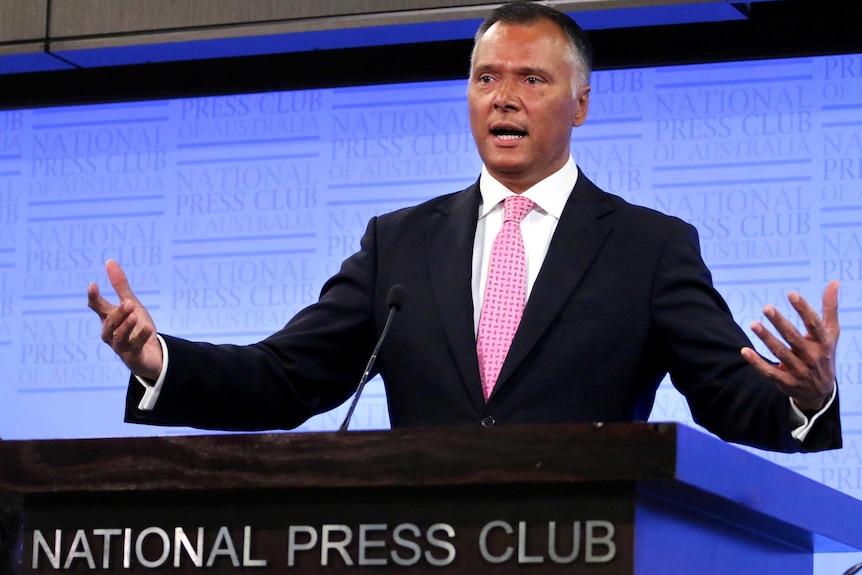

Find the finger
[[100, 300, 133, 345], [785, 291, 823, 339], [760, 305, 810, 356], [741, 347, 789, 385], [128, 318, 156, 349], [105, 259, 136, 302], [750, 319, 807, 375], [121, 304, 155, 349], [108, 300, 157, 349], [87, 282, 112, 318], [742, 345, 822, 402], [822, 280, 840, 334], [107, 306, 138, 349]]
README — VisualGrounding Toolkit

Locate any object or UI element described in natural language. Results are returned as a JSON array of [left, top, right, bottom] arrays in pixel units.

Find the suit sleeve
[[651, 220, 841, 452], [124, 218, 385, 431]]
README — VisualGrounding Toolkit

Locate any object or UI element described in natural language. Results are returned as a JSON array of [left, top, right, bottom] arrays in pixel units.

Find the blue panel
[[51, 19, 483, 68], [47, 4, 746, 70], [576, 3, 747, 30], [668, 424, 862, 553], [0, 51, 74, 74], [635, 492, 812, 575]]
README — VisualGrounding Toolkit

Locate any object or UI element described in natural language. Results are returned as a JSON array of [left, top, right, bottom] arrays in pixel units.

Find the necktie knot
[[503, 195, 534, 224]]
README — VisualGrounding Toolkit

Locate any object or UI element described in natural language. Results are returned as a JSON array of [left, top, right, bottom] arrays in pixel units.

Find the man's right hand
[[88, 259, 163, 380]]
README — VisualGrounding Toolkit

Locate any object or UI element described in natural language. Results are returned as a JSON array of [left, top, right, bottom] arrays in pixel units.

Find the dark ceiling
[[1, 0, 859, 110]]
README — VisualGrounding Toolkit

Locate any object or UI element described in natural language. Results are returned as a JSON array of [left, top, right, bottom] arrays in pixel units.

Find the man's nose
[[493, 79, 520, 110]]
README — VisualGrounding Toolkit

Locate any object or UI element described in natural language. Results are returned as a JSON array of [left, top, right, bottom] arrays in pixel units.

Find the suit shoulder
[[601, 187, 694, 233], [376, 185, 478, 226]]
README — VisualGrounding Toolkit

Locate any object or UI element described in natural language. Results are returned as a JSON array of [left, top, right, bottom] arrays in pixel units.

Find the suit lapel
[[425, 183, 485, 409], [493, 172, 615, 395]]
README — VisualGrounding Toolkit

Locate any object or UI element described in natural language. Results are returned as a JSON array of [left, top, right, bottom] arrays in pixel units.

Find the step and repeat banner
[[1, 53, 861, 499]]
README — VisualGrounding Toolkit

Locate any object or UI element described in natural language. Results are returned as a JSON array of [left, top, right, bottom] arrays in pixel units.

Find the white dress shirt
[[472, 158, 578, 333]]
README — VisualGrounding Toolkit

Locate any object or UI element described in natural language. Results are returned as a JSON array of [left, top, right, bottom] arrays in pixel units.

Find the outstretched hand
[[88, 259, 163, 380], [741, 281, 840, 412]]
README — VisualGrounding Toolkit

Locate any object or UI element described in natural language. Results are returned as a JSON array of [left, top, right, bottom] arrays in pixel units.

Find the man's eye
[[480, 76, 493, 83], [526, 77, 542, 84]]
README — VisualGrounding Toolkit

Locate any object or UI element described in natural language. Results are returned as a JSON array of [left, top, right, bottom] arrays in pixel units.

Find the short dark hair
[[473, 1, 593, 86]]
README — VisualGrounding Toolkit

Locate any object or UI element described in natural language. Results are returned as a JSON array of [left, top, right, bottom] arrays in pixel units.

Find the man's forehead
[[479, 19, 561, 40], [472, 20, 569, 68]]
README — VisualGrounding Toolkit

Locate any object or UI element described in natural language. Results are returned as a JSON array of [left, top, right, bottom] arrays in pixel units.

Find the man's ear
[[573, 85, 591, 127]]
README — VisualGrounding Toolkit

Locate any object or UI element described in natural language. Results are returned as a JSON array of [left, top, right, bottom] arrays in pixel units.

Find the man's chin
[[483, 154, 530, 175], [483, 164, 538, 192], [485, 164, 526, 178]]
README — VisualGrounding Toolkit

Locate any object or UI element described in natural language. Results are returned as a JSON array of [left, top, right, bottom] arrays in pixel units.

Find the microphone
[[339, 285, 405, 431]]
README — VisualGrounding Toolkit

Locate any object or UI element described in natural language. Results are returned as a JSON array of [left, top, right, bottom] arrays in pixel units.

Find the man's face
[[468, 19, 590, 193]]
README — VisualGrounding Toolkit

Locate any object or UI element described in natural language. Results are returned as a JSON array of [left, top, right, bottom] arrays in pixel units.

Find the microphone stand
[[339, 286, 404, 431]]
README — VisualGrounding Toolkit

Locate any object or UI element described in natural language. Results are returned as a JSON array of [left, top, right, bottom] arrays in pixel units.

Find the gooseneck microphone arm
[[339, 285, 405, 432]]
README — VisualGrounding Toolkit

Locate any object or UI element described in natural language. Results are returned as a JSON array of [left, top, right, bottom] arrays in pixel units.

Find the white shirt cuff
[[134, 334, 169, 411], [789, 384, 837, 443]]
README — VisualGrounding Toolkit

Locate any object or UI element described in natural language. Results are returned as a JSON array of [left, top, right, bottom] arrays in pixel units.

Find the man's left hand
[[741, 280, 840, 412]]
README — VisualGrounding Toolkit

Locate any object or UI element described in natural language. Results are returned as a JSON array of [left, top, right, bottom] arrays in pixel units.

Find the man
[[89, 2, 840, 452]]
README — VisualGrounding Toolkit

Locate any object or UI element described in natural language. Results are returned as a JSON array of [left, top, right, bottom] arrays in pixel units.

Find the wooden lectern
[[1, 423, 860, 574]]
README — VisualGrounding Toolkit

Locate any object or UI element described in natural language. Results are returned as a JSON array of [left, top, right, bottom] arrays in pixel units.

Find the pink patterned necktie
[[477, 195, 535, 401]]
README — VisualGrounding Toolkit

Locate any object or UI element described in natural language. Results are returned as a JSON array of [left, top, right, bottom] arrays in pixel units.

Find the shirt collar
[[478, 156, 579, 219]]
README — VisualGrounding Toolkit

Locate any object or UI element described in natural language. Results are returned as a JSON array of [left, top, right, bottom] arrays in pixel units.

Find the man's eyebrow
[[471, 64, 554, 77], [517, 66, 552, 77]]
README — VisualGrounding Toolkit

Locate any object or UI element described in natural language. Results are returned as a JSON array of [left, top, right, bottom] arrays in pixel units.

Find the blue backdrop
[[1, 54, 861, 534]]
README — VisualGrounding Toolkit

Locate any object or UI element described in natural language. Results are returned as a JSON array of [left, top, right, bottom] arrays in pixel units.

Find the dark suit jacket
[[126, 171, 841, 453]]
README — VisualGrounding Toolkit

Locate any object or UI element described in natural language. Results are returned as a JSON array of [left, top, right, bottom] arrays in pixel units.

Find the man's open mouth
[[491, 127, 527, 140]]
